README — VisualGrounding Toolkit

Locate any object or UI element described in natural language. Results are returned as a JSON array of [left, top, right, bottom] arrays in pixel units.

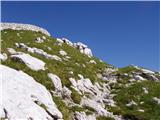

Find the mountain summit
[[1, 23, 160, 120]]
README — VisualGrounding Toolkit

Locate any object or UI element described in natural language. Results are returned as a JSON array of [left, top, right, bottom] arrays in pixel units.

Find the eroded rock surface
[[0, 65, 62, 119], [1, 23, 51, 36]]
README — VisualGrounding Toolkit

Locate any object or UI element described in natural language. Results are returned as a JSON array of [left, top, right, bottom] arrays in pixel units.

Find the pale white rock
[[48, 55, 62, 61], [97, 73, 103, 79], [69, 76, 115, 106], [42, 36, 46, 40], [138, 109, 144, 112], [69, 71, 74, 75], [35, 37, 44, 43], [76, 63, 80, 66], [73, 42, 93, 57], [103, 99, 116, 107], [141, 68, 155, 74], [153, 97, 160, 104], [126, 100, 137, 107], [129, 78, 136, 82], [78, 74, 84, 79], [57, 38, 64, 43], [124, 73, 128, 76], [101, 67, 118, 82], [69, 78, 81, 94], [56, 38, 63, 46], [80, 49, 84, 53], [89, 60, 96, 64], [142, 87, 148, 94], [1, 23, 51, 36], [48, 73, 62, 92], [99, 59, 103, 62], [33, 47, 48, 56], [57, 38, 93, 57], [74, 112, 96, 120], [79, 78, 93, 90], [94, 83, 115, 107], [125, 83, 133, 87], [104, 67, 118, 75], [0, 53, 7, 61], [17, 33, 20, 37], [47, 47, 52, 51], [7, 48, 17, 54], [16, 43, 62, 61], [62, 38, 73, 46], [149, 74, 159, 81], [103, 76, 117, 84], [18, 43, 28, 49], [11, 53, 45, 71], [0, 106, 5, 118], [69, 78, 77, 87], [65, 56, 71, 59], [82, 64, 86, 68], [134, 75, 145, 81], [81, 97, 114, 118], [62, 86, 72, 99], [83, 48, 93, 57], [27, 47, 35, 53], [0, 65, 62, 119], [74, 42, 88, 48], [59, 50, 67, 56], [15, 43, 20, 48], [140, 101, 144, 104]]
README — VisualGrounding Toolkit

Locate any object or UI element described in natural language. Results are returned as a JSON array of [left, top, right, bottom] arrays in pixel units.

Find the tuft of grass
[[70, 88, 82, 104], [96, 116, 114, 120], [69, 105, 85, 112], [117, 66, 139, 74], [52, 96, 73, 120], [39, 103, 48, 110], [84, 106, 96, 113]]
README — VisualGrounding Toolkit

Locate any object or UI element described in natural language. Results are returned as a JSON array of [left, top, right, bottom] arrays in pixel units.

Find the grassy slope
[[1, 29, 160, 120], [1, 29, 109, 120], [109, 66, 160, 120]]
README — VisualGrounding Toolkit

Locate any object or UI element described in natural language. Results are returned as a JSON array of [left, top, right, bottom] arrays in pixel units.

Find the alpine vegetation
[[1, 23, 160, 120]]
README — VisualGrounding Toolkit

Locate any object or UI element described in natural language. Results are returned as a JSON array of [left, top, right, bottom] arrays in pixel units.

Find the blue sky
[[1, 1, 159, 71]]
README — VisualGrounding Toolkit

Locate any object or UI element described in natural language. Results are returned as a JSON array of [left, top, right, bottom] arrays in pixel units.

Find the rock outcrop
[[0, 65, 62, 119], [11, 52, 46, 71], [0, 53, 7, 61], [57, 38, 93, 57], [0, 23, 51, 36]]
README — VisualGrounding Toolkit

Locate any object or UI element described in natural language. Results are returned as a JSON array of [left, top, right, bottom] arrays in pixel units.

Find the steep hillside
[[0, 23, 160, 120]]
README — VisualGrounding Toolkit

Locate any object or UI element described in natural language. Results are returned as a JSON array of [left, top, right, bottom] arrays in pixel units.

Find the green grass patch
[[96, 116, 114, 120], [113, 81, 160, 120]]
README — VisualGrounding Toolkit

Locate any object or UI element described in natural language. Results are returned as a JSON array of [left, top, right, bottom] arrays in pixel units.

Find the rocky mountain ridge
[[1, 23, 93, 57], [0, 23, 160, 120], [0, 23, 51, 36]]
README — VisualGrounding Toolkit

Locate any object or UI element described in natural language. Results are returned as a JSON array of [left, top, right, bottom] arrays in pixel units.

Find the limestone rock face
[[0, 65, 62, 119], [1, 23, 51, 36], [48, 73, 62, 92], [11, 53, 46, 71], [74, 112, 96, 120], [0, 53, 7, 61]]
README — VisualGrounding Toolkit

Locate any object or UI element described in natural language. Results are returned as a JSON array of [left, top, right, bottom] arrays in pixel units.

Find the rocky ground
[[0, 23, 160, 120]]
